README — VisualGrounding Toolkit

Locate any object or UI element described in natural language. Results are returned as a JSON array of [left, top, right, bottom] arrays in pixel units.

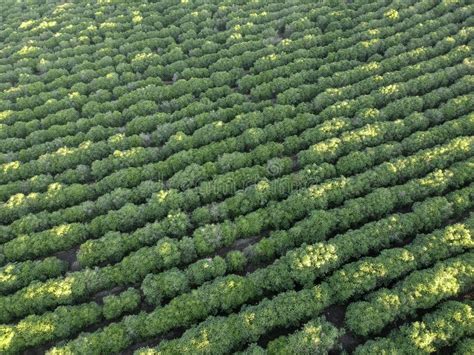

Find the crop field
[[0, 0, 473, 353]]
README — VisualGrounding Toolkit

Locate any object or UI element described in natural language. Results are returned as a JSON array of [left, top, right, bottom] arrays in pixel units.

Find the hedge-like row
[[0, 0, 448, 171], [3, 78, 469, 264], [1, 36, 470, 228], [0, 9, 470, 202], [138, 120, 473, 306], [354, 300, 473, 354], [0, 0, 389, 147], [6, 77, 472, 241], [77, 129, 474, 268], [4, 24, 471, 186], [7, 179, 166, 236], [134, 217, 474, 355], [0, 88, 462, 262], [265, 317, 343, 355], [0, 157, 472, 321], [0, 256, 67, 295], [47, 182, 474, 354], [0, 288, 140, 354], [346, 252, 474, 336], [6, 92, 473, 246], [141, 251, 247, 306]]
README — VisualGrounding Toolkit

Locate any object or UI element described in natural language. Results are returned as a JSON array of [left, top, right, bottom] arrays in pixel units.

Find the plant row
[[4, 89, 472, 246], [0, 256, 67, 295], [346, 252, 474, 336], [2, 55, 471, 228], [0, 0, 460, 175], [7, 184, 473, 353], [138, 121, 473, 306], [354, 300, 473, 354], [0, 13, 468, 206], [4, 124, 471, 265], [2, 44, 470, 235], [0, 0, 447, 169], [1, 16, 470, 184], [131, 221, 474, 355], [0, 288, 140, 354], [0, 0, 388, 145], [0, 151, 471, 325], [243, 317, 343, 355]]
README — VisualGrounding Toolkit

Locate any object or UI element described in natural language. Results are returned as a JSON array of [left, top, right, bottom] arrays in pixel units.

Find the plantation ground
[[0, 0, 473, 354]]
